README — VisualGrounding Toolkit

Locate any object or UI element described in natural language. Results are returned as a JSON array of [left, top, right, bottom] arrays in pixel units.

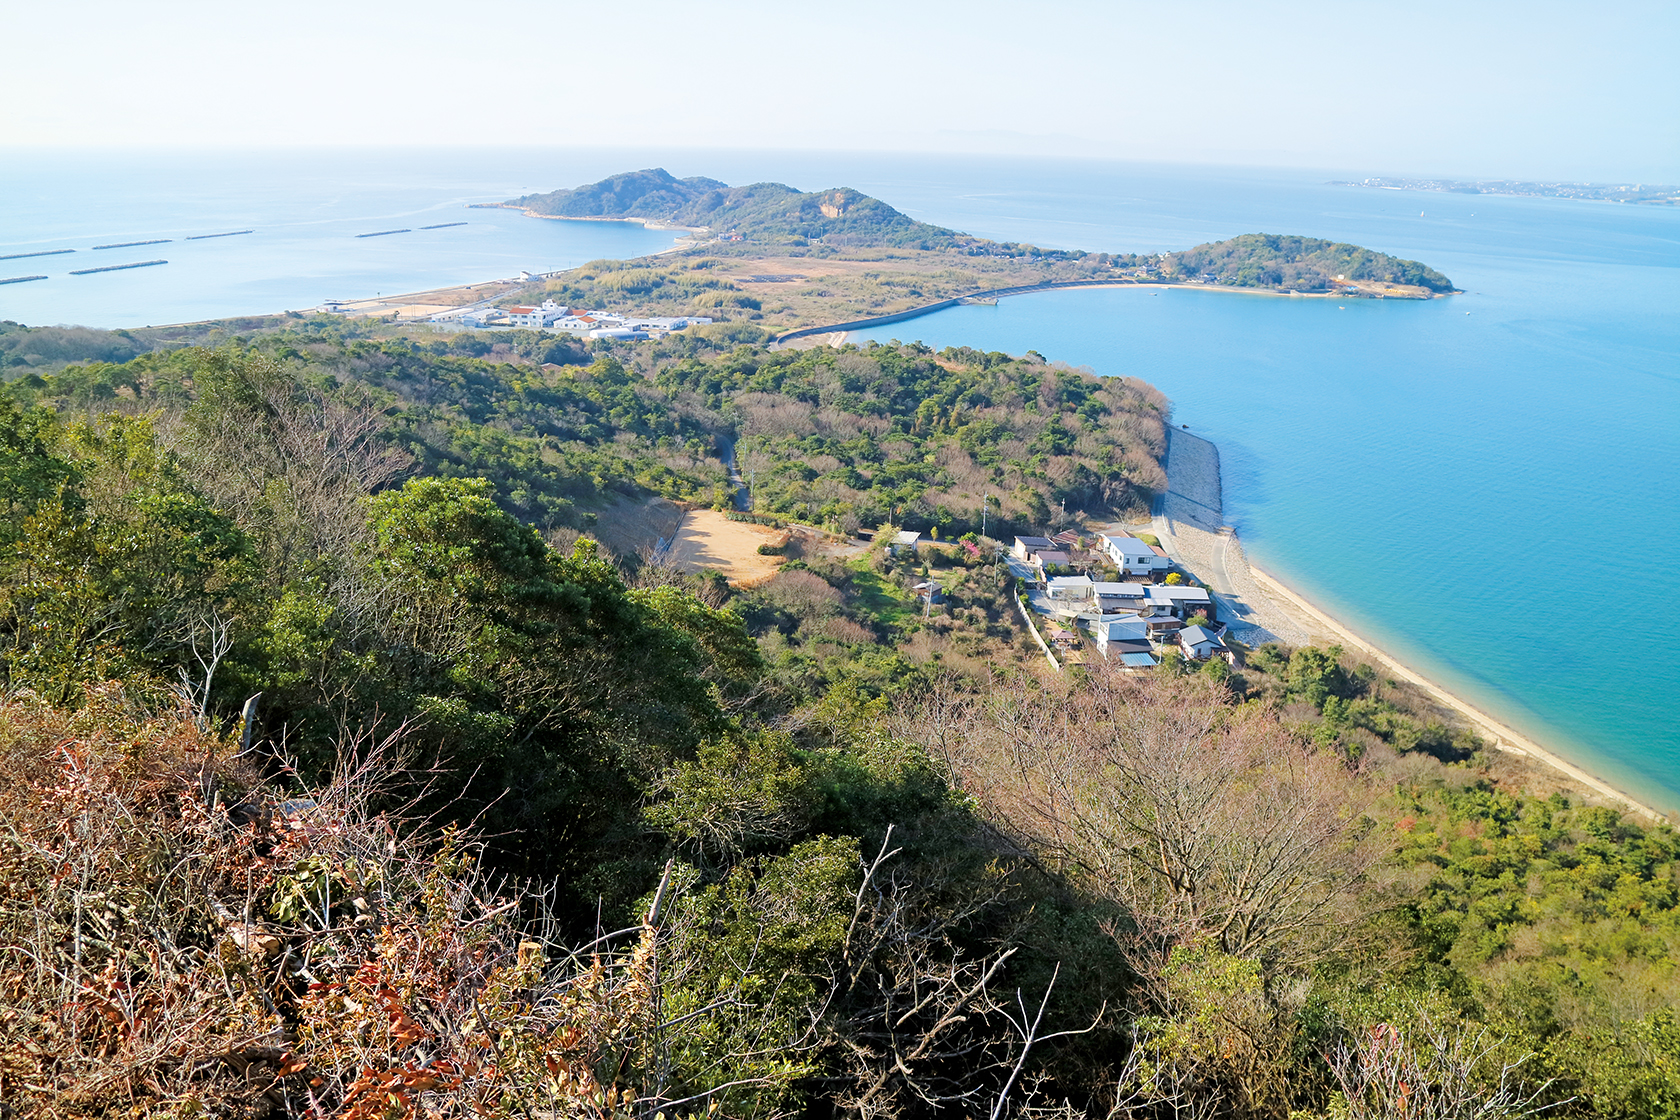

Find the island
[[440, 168, 1457, 339]]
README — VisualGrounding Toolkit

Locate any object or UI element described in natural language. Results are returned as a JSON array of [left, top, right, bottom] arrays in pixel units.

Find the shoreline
[[778, 277, 1452, 345], [1152, 429, 1666, 826], [1245, 560, 1667, 824], [472, 203, 706, 235]]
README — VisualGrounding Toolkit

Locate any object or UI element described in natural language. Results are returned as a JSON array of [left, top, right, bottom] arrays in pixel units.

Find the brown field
[[665, 509, 787, 586]]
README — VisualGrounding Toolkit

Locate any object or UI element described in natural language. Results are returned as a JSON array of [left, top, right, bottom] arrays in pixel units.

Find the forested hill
[[7, 322, 1680, 1116], [506, 170, 1456, 290], [506, 167, 966, 248], [1164, 232, 1457, 292]]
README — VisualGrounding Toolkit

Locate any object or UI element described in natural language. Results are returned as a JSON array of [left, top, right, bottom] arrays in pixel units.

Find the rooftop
[[1180, 625, 1226, 646]]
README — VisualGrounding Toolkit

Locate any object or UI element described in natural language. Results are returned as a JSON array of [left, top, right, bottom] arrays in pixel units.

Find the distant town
[[1339, 176, 1680, 205], [887, 526, 1230, 672], [319, 295, 713, 340]]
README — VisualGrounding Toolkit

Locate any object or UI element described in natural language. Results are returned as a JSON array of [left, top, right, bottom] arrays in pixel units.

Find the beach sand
[[1149, 430, 1666, 824]]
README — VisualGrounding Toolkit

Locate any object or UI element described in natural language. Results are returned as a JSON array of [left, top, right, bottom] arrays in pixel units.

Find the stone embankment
[[1160, 429, 1223, 530], [1153, 429, 1313, 647]]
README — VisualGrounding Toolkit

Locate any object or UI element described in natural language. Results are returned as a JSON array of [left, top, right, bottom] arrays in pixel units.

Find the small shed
[[1012, 535, 1055, 560]]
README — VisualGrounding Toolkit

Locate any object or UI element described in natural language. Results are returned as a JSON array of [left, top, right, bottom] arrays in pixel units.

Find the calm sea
[[4, 149, 1678, 810]]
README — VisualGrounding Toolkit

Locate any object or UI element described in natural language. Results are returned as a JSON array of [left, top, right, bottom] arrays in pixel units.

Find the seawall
[[773, 278, 1149, 345], [1161, 428, 1223, 529]]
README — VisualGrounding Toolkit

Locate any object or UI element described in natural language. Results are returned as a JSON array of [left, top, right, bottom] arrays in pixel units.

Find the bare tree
[[1328, 1009, 1562, 1120], [164, 351, 410, 593], [905, 669, 1386, 975], [172, 605, 234, 728]]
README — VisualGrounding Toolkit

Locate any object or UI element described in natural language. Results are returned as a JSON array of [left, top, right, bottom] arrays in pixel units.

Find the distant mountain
[[506, 168, 965, 248], [1166, 233, 1456, 293]]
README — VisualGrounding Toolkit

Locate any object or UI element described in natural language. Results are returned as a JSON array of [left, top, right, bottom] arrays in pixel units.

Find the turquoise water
[[4, 149, 1677, 809], [850, 173, 1680, 813]]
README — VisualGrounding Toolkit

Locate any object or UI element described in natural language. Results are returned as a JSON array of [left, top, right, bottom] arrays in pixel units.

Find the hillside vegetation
[[2, 324, 1673, 1119], [4, 325, 1167, 539], [1165, 233, 1456, 292], [508, 167, 966, 248]]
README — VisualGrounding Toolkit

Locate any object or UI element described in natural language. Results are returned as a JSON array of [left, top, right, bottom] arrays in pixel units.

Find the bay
[[850, 170, 1680, 814]]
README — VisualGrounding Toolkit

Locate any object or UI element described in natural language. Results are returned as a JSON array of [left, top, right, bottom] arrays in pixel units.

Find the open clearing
[[666, 509, 786, 586]]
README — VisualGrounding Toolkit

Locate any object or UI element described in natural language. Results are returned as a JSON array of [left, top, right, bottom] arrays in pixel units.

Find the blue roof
[[1119, 652, 1158, 667]]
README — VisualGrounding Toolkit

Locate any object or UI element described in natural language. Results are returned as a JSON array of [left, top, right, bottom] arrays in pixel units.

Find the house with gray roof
[[1095, 617, 1154, 660], [1178, 625, 1233, 663]]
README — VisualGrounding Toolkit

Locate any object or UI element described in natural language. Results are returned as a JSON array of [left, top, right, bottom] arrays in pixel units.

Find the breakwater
[[185, 230, 254, 240], [0, 275, 48, 285], [420, 222, 467, 230], [773, 278, 1147, 344], [0, 248, 74, 261], [70, 259, 168, 275], [1161, 428, 1223, 530], [356, 229, 411, 238], [92, 239, 171, 250]]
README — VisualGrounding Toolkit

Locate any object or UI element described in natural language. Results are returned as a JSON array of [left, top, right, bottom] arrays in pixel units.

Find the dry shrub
[[0, 687, 738, 1119], [901, 669, 1388, 973], [760, 569, 844, 617]]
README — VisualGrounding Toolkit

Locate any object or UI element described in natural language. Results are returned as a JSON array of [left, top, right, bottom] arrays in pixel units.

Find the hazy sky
[[5, 0, 1676, 181]]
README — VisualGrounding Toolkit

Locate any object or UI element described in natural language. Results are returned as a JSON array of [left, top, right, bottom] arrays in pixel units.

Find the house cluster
[[1013, 532, 1232, 669], [433, 299, 713, 339]]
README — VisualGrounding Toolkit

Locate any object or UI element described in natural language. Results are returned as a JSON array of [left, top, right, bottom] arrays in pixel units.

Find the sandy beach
[[1150, 430, 1666, 824]]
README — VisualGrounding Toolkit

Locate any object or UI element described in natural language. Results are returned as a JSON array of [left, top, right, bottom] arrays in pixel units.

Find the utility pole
[[981, 491, 989, 539]]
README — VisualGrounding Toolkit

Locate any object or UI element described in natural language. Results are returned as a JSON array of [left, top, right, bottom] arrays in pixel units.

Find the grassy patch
[[847, 562, 919, 628]]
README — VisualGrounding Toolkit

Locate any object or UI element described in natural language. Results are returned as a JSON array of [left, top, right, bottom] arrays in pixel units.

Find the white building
[[1101, 534, 1171, 579], [507, 300, 569, 329], [1046, 574, 1094, 604], [1178, 625, 1233, 663]]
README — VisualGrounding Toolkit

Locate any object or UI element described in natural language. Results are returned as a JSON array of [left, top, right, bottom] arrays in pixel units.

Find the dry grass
[[664, 511, 786, 587], [0, 686, 738, 1119]]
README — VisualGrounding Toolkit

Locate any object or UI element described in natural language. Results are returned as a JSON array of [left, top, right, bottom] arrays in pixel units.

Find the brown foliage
[[903, 668, 1387, 975], [0, 688, 736, 1119]]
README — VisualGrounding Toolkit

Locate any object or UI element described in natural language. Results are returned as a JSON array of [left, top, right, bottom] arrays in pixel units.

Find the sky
[[3, 0, 1676, 182]]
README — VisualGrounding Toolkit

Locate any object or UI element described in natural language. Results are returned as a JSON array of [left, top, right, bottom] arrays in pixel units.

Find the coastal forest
[[3, 319, 1678, 1120]]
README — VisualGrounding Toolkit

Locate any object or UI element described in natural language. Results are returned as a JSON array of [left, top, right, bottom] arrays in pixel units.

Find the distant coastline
[[468, 202, 705, 234], [1337, 176, 1680, 205], [776, 276, 1447, 346]]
